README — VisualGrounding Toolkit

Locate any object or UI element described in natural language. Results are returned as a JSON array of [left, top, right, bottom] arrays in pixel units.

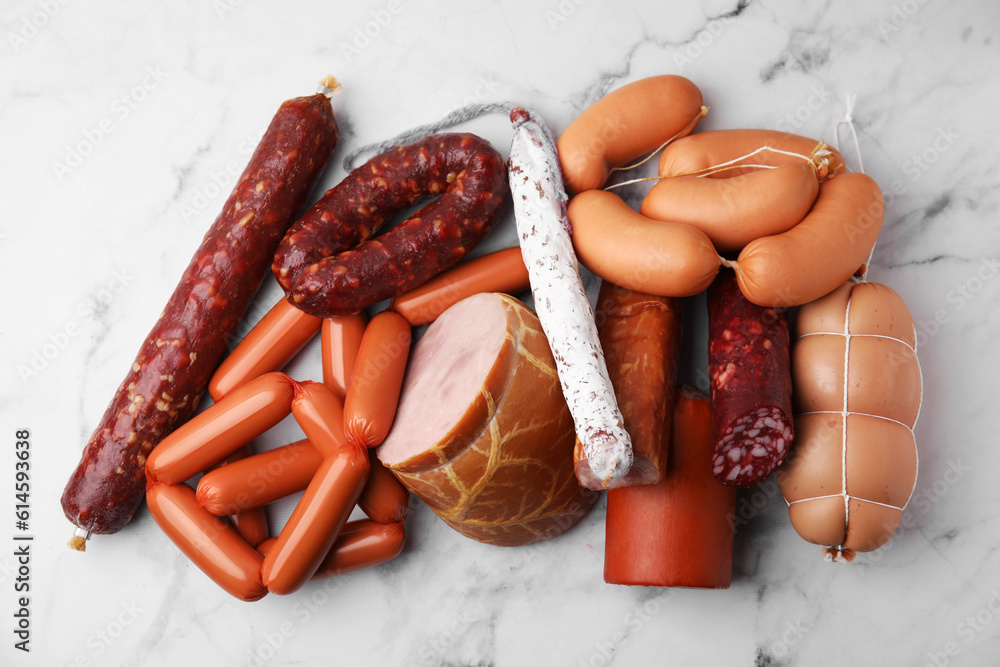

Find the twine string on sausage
[[793, 303, 921, 563], [836, 93, 878, 284], [604, 143, 835, 191], [316, 75, 343, 98], [604, 105, 709, 178], [342, 101, 524, 172], [835, 93, 865, 174]]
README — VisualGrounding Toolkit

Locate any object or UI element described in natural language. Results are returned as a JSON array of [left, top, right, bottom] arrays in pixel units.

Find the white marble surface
[[3, 0, 999, 665]]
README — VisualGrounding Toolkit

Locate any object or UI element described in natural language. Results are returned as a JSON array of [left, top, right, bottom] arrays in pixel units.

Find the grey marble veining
[[4, 0, 1000, 665]]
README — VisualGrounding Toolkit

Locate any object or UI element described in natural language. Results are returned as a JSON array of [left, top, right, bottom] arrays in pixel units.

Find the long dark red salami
[[272, 133, 508, 317], [707, 269, 794, 487], [61, 81, 341, 548]]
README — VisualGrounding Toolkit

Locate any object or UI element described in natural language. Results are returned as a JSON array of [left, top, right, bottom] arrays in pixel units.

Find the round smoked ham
[[378, 293, 598, 546]]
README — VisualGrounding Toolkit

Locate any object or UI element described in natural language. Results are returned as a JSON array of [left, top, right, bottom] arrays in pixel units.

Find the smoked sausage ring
[[273, 133, 509, 317]]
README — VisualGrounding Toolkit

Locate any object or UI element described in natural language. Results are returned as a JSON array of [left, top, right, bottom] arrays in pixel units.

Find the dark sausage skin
[[707, 269, 794, 487], [272, 133, 508, 317], [575, 281, 682, 489], [61, 91, 339, 544]]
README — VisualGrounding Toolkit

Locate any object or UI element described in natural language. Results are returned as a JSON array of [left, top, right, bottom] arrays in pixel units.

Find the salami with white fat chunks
[[707, 269, 794, 487], [61, 82, 341, 547]]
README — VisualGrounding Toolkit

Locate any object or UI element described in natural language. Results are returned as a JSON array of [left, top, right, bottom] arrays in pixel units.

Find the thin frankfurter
[[144, 372, 296, 486], [567, 189, 721, 297], [291, 380, 349, 457], [209, 299, 321, 401], [557, 75, 705, 194], [321, 313, 367, 397], [146, 483, 267, 601], [344, 311, 411, 449], [257, 519, 405, 581], [357, 448, 410, 524], [229, 507, 269, 550], [389, 247, 530, 326], [205, 444, 269, 546], [730, 172, 884, 307], [260, 444, 369, 595], [196, 439, 322, 516], [641, 162, 820, 253], [310, 521, 405, 579]]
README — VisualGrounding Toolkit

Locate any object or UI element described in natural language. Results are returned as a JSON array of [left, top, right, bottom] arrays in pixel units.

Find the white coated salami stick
[[508, 107, 632, 485]]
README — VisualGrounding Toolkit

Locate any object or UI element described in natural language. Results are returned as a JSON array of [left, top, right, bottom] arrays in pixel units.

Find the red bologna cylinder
[[146, 483, 266, 601], [358, 448, 410, 524], [343, 311, 411, 448], [209, 299, 321, 401], [145, 372, 296, 486], [260, 444, 370, 595], [291, 381, 349, 457], [322, 313, 367, 396], [196, 439, 323, 516], [605, 387, 737, 588], [258, 519, 405, 580]]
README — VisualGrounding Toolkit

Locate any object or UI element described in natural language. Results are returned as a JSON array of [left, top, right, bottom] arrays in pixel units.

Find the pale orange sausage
[[291, 380, 349, 457], [145, 372, 296, 486], [260, 444, 370, 595], [321, 313, 367, 397], [658, 129, 846, 180], [146, 483, 266, 601], [196, 438, 322, 516], [257, 519, 405, 580], [208, 299, 321, 401], [557, 75, 705, 194], [343, 311, 412, 448], [778, 281, 920, 558], [641, 162, 820, 253], [389, 247, 530, 325], [730, 173, 884, 307], [567, 189, 721, 297]]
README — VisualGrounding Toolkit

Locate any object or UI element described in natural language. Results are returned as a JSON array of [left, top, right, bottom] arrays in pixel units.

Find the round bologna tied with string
[[777, 280, 921, 561]]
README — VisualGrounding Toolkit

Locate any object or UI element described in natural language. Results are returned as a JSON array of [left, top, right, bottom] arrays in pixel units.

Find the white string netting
[[788, 97, 921, 562]]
